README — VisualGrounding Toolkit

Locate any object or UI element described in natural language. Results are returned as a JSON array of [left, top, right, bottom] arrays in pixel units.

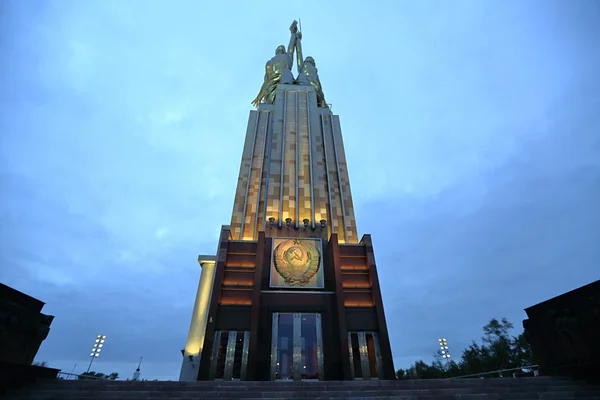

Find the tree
[[483, 318, 513, 343], [460, 318, 533, 375], [78, 371, 119, 380], [396, 359, 447, 379], [396, 317, 534, 379], [512, 332, 534, 367], [32, 361, 49, 367]]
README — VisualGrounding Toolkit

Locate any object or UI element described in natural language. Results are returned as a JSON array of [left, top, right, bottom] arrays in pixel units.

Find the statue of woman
[[294, 31, 326, 107]]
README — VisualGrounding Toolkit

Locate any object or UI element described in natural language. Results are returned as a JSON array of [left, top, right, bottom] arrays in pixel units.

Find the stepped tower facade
[[180, 21, 395, 382]]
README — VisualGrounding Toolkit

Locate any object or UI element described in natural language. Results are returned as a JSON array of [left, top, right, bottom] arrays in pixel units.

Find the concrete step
[[30, 379, 582, 390], [9, 389, 600, 400], [8, 395, 600, 400], [14, 386, 590, 395], [6, 378, 599, 400]]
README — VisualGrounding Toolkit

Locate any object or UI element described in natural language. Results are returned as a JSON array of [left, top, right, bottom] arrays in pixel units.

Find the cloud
[[362, 81, 600, 367], [1, 0, 599, 380]]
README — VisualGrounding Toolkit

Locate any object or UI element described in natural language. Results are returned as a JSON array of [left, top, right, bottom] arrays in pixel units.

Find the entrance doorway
[[348, 332, 383, 379], [270, 313, 324, 381], [209, 330, 249, 380]]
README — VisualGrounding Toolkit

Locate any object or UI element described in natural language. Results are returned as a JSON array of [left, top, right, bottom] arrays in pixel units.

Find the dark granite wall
[[523, 280, 600, 382]]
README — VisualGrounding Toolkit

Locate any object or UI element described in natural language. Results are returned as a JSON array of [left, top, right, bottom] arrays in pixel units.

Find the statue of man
[[251, 21, 298, 107], [294, 31, 326, 107]]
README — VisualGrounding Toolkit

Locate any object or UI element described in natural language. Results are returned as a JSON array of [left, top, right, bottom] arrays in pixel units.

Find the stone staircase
[[5, 377, 600, 400]]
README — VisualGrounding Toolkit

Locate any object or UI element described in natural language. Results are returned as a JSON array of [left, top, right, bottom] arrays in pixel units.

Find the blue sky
[[1, 0, 599, 380]]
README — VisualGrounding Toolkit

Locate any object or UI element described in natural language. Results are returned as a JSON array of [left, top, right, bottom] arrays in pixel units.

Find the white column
[[179, 256, 216, 381]]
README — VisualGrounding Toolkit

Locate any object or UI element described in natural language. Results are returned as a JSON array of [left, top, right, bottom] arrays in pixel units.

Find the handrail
[[57, 371, 105, 380], [451, 365, 539, 379]]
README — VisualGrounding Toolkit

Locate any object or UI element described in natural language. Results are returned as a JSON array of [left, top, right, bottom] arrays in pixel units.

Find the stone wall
[[523, 280, 600, 383], [0, 283, 54, 365]]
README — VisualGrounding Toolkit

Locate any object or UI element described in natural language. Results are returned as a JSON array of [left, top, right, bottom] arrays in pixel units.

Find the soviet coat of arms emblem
[[273, 239, 321, 286]]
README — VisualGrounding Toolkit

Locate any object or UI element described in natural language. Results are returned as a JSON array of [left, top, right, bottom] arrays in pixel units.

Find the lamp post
[[132, 356, 143, 381], [438, 338, 451, 368], [87, 334, 107, 373]]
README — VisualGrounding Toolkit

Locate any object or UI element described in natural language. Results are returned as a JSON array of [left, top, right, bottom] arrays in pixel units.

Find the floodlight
[[87, 334, 107, 372]]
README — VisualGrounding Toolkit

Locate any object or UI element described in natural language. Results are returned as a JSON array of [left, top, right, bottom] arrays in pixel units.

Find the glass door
[[348, 332, 383, 380], [271, 312, 323, 381], [209, 330, 249, 380]]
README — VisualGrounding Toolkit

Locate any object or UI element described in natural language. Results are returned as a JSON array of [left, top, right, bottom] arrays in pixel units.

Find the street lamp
[[87, 334, 107, 373], [438, 338, 451, 367]]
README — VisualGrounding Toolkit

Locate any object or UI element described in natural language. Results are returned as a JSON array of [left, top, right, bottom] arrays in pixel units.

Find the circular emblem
[[274, 239, 321, 286]]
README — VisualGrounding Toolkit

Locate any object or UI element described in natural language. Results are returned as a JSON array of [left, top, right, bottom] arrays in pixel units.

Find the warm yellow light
[[184, 261, 216, 356]]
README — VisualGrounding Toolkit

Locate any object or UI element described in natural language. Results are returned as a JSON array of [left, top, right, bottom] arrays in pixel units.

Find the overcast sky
[[1, 0, 599, 381]]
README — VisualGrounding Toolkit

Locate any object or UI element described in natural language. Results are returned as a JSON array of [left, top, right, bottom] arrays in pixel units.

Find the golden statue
[[294, 31, 326, 107], [251, 21, 298, 106]]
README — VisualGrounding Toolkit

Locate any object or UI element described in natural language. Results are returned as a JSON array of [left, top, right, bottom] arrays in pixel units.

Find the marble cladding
[[230, 85, 358, 243]]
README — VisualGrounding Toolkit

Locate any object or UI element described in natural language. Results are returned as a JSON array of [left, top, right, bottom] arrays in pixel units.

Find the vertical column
[[329, 234, 352, 380], [239, 112, 260, 239], [332, 115, 358, 243], [224, 331, 237, 380], [358, 332, 370, 379], [198, 227, 230, 380], [270, 313, 279, 380], [230, 112, 260, 239], [372, 333, 384, 379], [311, 94, 329, 232], [209, 331, 221, 380], [262, 112, 274, 231], [296, 90, 312, 227], [320, 113, 334, 237], [278, 93, 287, 227], [292, 313, 302, 381], [242, 112, 270, 240], [179, 257, 216, 381], [306, 92, 315, 229], [240, 331, 250, 380], [247, 232, 266, 380], [254, 112, 270, 237], [281, 91, 297, 228], [323, 114, 344, 241], [347, 334, 355, 379], [361, 234, 396, 380], [266, 94, 286, 226], [329, 113, 348, 243], [315, 314, 324, 380], [295, 91, 300, 229]]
